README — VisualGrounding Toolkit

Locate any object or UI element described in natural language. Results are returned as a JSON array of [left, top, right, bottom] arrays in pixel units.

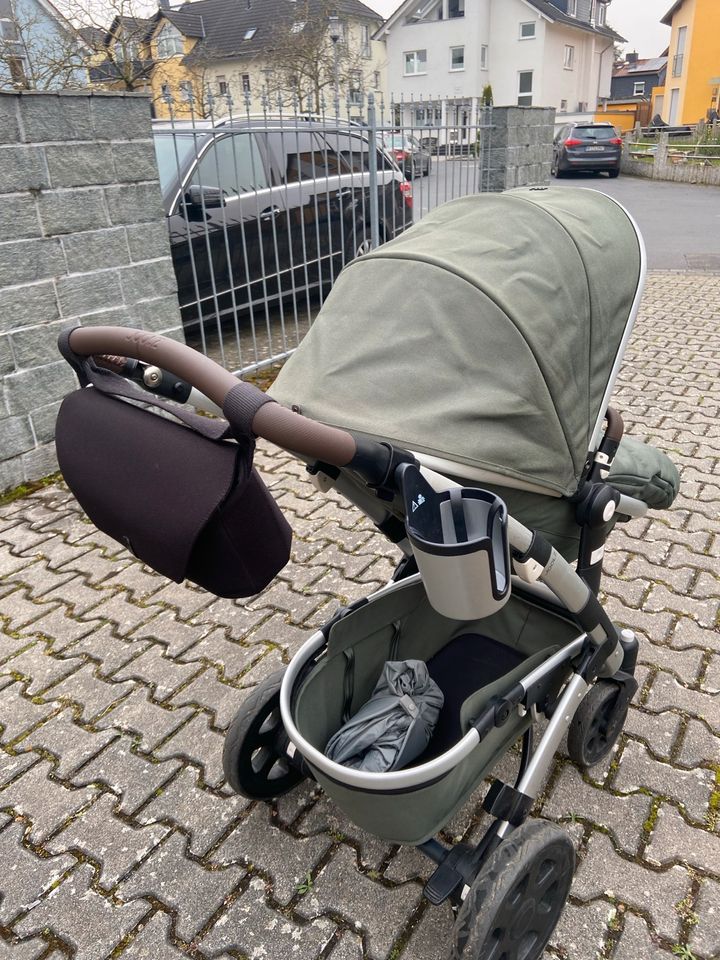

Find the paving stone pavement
[[0, 269, 719, 959]]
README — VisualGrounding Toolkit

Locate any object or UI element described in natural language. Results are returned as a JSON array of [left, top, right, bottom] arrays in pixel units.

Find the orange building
[[659, 0, 720, 124]]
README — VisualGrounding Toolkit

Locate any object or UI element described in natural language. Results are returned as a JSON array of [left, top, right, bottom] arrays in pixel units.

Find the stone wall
[[0, 90, 184, 495], [484, 106, 555, 192]]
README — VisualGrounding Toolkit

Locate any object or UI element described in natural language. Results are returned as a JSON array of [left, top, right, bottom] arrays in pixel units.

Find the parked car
[[152, 120, 413, 337], [379, 133, 432, 178], [551, 122, 622, 178]]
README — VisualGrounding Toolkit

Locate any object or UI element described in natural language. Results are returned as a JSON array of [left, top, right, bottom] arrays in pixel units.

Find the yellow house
[[139, 0, 387, 121], [659, 0, 720, 124]]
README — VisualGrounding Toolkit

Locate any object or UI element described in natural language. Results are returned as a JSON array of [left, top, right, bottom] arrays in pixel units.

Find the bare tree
[[263, 0, 379, 113], [0, 0, 86, 90]]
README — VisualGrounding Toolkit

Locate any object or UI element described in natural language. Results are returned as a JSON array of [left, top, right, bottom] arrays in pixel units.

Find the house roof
[[613, 56, 667, 78], [158, 0, 382, 61], [522, 0, 625, 43], [661, 0, 683, 26], [376, 0, 624, 42]]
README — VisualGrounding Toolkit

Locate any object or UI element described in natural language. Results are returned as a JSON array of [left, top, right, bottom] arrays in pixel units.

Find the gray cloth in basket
[[324, 660, 444, 772]]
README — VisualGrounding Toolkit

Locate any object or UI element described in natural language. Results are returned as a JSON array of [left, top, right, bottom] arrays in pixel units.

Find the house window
[[560, 99, 568, 111], [518, 70, 533, 106], [8, 55, 25, 84], [480, 44, 488, 70], [448, 0, 464, 17], [519, 21, 536, 39], [597, 3, 607, 26], [361, 23, 371, 58], [160, 82, 171, 98], [243, 27, 257, 40], [179, 80, 193, 101], [349, 69, 362, 105], [563, 44, 574, 69], [673, 25, 686, 76], [156, 23, 183, 58], [568, 0, 577, 15], [633, 80, 645, 96], [217, 76, 228, 96], [114, 40, 139, 62], [404, 49, 427, 75], [450, 46, 464, 71]]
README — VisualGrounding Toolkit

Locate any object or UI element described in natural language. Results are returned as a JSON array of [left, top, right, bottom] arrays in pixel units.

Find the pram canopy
[[271, 188, 643, 498]]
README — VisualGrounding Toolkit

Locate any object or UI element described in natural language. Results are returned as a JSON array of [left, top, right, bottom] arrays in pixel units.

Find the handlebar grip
[[67, 326, 358, 468]]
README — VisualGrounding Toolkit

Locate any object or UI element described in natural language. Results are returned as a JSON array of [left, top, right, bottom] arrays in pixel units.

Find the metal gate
[[153, 89, 496, 375]]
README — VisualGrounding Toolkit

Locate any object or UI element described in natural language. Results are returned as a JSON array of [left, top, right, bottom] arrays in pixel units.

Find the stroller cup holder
[[399, 465, 511, 621]]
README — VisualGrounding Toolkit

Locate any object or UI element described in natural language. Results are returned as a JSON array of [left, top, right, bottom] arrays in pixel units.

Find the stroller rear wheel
[[567, 680, 628, 769], [449, 820, 575, 960], [222, 670, 305, 799]]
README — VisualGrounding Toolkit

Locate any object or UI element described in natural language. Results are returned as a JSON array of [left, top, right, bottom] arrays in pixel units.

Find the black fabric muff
[[55, 383, 292, 599]]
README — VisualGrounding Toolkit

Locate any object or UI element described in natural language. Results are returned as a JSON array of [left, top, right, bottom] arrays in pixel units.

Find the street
[[417, 157, 720, 271]]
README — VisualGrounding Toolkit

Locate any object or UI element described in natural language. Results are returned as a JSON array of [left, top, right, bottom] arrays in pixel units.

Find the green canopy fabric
[[270, 187, 643, 497]]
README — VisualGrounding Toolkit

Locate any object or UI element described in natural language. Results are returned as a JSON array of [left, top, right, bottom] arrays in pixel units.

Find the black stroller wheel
[[567, 680, 628, 769], [450, 820, 575, 960], [222, 670, 305, 799]]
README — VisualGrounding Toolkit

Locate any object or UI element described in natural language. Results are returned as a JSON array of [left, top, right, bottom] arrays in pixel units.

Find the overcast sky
[[368, 0, 672, 58]]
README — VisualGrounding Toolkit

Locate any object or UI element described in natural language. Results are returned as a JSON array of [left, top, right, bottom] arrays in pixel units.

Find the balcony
[[672, 53, 684, 77]]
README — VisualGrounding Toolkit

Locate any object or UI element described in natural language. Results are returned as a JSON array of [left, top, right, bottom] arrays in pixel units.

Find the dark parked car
[[152, 120, 412, 337], [379, 133, 432, 178], [551, 122, 622, 178]]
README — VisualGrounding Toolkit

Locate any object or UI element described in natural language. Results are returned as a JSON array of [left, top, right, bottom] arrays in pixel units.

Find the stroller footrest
[[423, 843, 473, 905], [482, 780, 534, 827]]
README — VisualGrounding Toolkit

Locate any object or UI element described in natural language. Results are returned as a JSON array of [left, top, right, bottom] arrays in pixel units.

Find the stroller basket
[[285, 575, 579, 846]]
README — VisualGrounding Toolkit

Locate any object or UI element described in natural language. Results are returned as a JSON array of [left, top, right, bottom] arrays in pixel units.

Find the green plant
[[672, 945, 699, 960], [481, 84, 493, 106], [296, 871, 313, 894]]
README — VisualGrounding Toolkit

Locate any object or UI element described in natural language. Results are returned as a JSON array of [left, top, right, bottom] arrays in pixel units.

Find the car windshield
[[383, 135, 407, 149], [574, 127, 617, 141], [153, 133, 204, 191]]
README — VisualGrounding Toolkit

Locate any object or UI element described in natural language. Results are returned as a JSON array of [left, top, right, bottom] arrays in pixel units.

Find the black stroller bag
[[55, 345, 292, 599]]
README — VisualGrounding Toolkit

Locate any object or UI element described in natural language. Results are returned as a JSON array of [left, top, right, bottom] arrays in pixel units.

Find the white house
[[374, 0, 623, 141]]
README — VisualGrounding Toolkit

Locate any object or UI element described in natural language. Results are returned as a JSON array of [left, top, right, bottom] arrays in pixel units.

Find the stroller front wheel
[[567, 680, 629, 769], [222, 669, 305, 800], [449, 820, 575, 960]]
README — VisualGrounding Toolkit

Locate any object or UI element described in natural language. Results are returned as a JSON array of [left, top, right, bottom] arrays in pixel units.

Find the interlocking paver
[[71, 739, 182, 815], [622, 705, 682, 760], [0, 750, 38, 788], [213, 803, 333, 905], [153, 712, 226, 788], [117, 831, 244, 941], [129, 608, 208, 658], [0, 821, 74, 924], [42, 662, 135, 722], [117, 910, 189, 959], [0, 759, 99, 844], [112, 646, 203, 702], [675, 718, 720, 770], [0, 641, 81, 696], [0, 936, 50, 959], [645, 672, 720, 733], [54, 623, 148, 676], [168, 669, 247, 731], [646, 804, 720, 876], [689, 877, 720, 958], [95, 688, 193, 752], [177, 627, 259, 680], [13, 863, 149, 960], [571, 830, 689, 941], [0, 684, 55, 745], [15, 708, 117, 779], [134, 766, 246, 857], [295, 844, 422, 959], [613, 739, 715, 823], [612, 912, 668, 960], [46, 792, 169, 888]]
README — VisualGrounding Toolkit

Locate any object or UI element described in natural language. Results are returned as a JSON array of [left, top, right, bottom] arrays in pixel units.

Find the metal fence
[[153, 89, 496, 376]]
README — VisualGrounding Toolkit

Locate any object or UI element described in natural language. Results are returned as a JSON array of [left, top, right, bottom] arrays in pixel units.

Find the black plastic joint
[[376, 514, 407, 544], [307, 461, 341, 481], [483, 780, 534, 827], [511, 531, 553, 569]]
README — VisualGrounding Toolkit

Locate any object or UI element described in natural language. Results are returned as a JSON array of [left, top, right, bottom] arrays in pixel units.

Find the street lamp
[[328, 11, 341, 117]]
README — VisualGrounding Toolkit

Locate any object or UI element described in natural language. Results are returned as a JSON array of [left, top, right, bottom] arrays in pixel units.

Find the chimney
[[626, 51, 639, 64]]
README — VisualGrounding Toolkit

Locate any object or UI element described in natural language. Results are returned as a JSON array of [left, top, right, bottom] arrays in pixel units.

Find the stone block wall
[[483, 106, 555, 191], [0, 90, 184, 494]]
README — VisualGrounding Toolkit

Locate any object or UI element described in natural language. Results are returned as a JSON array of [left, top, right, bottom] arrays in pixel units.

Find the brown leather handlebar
[[68, 326, 358, 468], [604, 407, 624, 444]]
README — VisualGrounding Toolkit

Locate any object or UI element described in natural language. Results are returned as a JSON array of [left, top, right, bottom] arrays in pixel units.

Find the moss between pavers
[[0, 472, 62, 507]]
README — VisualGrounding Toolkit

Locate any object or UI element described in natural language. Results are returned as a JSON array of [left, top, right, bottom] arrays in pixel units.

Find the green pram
[[58, 187, 679, 960]]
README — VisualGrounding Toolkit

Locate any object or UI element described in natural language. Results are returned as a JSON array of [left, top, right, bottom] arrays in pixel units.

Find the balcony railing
[[672, 53, 684, 77]]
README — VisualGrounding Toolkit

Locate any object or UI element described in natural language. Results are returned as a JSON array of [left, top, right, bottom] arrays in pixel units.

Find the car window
[[193, 134, 268, 195], [574, 126, 617, 141], [153, 133, 202, 192], [268, 132, 344, 183], [321, 133, 379, 173]]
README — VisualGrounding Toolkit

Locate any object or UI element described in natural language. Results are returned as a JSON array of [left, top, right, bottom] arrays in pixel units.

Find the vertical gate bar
[[367, 93, 380, 249]]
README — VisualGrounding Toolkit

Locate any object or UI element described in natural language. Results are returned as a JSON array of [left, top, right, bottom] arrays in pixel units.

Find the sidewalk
[[0, 270, 718, 960]]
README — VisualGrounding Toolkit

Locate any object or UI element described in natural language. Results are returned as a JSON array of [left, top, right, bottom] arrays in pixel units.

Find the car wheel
[[608, 168, 620, 178], [424, 158, 431, 176]]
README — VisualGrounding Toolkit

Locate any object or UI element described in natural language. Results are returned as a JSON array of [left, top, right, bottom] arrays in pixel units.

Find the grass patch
[[0, 472, 62, 507]]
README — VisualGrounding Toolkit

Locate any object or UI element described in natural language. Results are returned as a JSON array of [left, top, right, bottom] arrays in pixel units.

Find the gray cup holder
[[399, 465, 511, 621]]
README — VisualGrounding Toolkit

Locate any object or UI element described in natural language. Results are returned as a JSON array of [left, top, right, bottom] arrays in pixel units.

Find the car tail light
[[564, 138, 582, 147], [609, 137, 623, 145], [400, 180, 413, 209]]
